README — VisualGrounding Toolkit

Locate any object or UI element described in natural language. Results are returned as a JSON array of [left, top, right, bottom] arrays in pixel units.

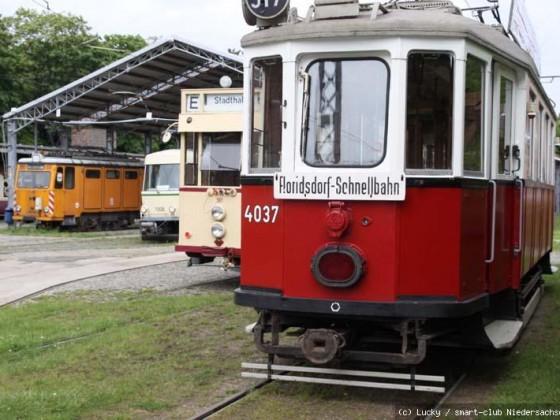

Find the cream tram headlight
[[140, 206, 148, 214], [211, 204, 226, 221], [211, 223, 226, 239], [169, 205, 177, 214]]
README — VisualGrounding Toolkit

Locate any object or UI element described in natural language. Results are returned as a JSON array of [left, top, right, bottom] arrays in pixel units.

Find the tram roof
[[18, 155, 144, 168], [242, 8, 537, 78], [3, 37, 243, 133]]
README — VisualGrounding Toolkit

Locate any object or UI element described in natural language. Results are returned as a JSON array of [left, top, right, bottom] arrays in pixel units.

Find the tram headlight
[[211, 204, 226, 221], [43, 206, 50, 214], [14, 205, 21, 213], [140, 206, 148, 215], [211, 222, 226, 239], [169, 205, 177, 215]]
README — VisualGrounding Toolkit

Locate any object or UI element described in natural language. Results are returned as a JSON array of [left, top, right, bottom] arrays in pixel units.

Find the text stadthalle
[[213, 96, 243, 105]]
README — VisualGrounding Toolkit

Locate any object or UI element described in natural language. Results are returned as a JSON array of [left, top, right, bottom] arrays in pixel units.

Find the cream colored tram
[[138, 149, 181, 241], [175, 88, 243, 268]]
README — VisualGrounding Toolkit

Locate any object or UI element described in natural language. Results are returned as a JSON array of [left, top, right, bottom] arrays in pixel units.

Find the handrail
[[514, 178, 524, 256], [486, 180, 497, 264]]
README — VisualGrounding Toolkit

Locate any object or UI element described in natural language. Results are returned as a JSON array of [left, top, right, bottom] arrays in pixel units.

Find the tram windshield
[[17, 171, 51, 189], [303, 58, 388, 167], [200, 132, 241, 186], [144, 164, 180, 191]]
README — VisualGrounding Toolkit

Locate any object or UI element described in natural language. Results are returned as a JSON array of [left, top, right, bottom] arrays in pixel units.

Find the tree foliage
[[1, 8, 147, 115], [0, 8, 148, 150]]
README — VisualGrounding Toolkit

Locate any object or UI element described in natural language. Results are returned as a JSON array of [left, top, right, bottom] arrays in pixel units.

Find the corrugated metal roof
[[3, 37, 243, 133]]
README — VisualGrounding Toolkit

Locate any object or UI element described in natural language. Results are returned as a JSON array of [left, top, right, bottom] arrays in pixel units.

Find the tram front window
[[17, 171, 51, 188], [145, 164, 180, 191], [201, 133, 241, 186], [302, 59, 388, 167]]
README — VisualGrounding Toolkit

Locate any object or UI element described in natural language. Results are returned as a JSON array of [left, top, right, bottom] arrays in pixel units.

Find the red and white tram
[[235, 0, 556, 366]]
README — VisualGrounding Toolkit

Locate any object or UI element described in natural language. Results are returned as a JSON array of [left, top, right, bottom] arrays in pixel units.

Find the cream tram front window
[[17, 171, 51, 188], [303, 58, 388, 167], [144, 163, 180, 191], [201, 133, 241, 186], [184, 132, 241, 187], [406, 53, 454, 172], [250, 56, 283, 172]]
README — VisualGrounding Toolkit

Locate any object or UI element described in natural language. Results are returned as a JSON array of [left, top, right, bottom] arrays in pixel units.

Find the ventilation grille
[[389, 0, 460, 13]]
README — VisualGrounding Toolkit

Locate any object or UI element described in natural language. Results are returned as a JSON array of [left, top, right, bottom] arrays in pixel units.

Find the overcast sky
[[1, 0, 558, 111]]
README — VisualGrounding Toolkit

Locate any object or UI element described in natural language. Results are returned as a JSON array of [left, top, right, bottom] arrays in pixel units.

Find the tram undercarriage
[[248, 261, 547, 366]]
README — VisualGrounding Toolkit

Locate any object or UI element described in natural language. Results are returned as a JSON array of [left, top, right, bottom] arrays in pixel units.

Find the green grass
[[2, 219, 560, 418], [487, 273, 560, 405], [0, 291, 260, 419]]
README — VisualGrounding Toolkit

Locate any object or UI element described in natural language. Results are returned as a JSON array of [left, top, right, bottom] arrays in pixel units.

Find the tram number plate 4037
[[244, 205, 279, 224]]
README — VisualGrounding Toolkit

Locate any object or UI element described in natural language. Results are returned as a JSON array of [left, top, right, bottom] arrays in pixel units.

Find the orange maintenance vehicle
[[13, 152, 143, 230]]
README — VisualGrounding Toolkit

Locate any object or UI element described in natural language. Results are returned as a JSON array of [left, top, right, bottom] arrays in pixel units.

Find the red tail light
[[311, 244, 365, 288], [318, 252, 355, 281]]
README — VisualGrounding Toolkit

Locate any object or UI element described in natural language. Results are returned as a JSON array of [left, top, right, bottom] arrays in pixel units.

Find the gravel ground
[[39, 259, 240, 297], [0, 226, 239, 299]]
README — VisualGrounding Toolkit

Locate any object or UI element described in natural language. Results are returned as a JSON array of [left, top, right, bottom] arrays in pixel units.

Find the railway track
[[189, 351, 477, 419]]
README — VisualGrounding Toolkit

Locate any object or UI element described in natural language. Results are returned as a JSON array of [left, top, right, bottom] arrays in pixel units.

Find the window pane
[[65, 167, 75, 189], [86, 169, 100, 179], [524, 93, 536, 180], [498, 77, 513, 175], [185, 132, 198, 186], [17, 171, 51, 188], [125, 171, 138, 180], [463, 56, 484, 173], [55, 167, 64, 189], [303, 59, 388, 167], [406, 53, 454, 171], [251, 57, 283, 172], [106, 169, 120, 179], [201, 133, 240, 186], [145, 164, 179, 190]]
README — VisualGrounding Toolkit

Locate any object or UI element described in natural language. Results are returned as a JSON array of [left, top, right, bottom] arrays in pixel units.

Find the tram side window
[[406, 53, 454, 172], [550, 121, 555, 184], [106, 169, 120, 179], [524, 92, 536, 180], [250, 56, 282, 172], [531, 103, 541, 181], [125, 171, 138, 180], [86, 169, 101, 179], [185, 132, 198, 186], [55, 168, 64, 189], [544, 114, 550, 183], [303, 58, 388, 167], [539, 107, 547, 182], [463, 56, 485, 175], [498, 77, 514, 175], [65, 167, 75, 189], [200, 132, 240, 186]]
